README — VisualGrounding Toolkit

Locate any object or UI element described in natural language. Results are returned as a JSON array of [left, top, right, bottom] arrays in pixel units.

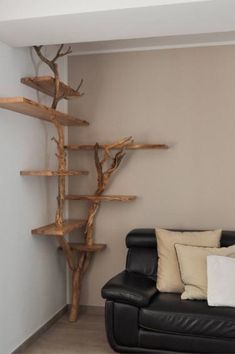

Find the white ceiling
[[0, 1, 211, 21], [1, 0, 235, 50]]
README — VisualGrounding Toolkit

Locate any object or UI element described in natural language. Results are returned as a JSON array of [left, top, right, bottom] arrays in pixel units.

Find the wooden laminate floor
[[17, 312, 114, 354]]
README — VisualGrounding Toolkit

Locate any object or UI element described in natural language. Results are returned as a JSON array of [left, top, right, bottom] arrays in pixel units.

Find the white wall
[[0, 42, 67, 354], [68, 46, 235, 306]]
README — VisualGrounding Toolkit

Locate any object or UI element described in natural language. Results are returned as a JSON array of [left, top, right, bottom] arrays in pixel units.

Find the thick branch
[[85, 137, 133, 245]]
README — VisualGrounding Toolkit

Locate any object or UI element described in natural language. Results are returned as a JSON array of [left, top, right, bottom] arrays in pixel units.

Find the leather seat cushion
[[139, 293, 235, 340]]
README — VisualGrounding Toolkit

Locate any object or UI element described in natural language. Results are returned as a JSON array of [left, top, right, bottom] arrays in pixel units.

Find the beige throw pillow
[[155, 229, 221, 293], [175, 244, 235, 300]]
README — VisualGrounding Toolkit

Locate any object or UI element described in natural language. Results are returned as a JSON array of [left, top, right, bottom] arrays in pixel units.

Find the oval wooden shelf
[[20, 170, 89, 177], [32, 219, 87, 236], [69, 243, 107, 252], [65, 143, 169, 150], [21, 76, 82, 100], [0, 97, 89, 126], [65, 194, 137, 202]]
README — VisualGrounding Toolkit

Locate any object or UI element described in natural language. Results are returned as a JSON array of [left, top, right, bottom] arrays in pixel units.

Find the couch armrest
[[101, 270, 157, 307]]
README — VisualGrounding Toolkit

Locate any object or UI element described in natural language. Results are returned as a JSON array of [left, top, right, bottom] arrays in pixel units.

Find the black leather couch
[[102, 229, 235, 353]]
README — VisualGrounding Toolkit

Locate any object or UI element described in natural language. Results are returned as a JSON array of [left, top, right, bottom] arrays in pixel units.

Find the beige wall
[[68, 46, 235, 306]]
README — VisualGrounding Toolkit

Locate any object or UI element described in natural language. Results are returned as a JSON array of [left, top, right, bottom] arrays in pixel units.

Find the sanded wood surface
[[65, 143, 169, 150], [20, 170, 89, 177], [0, 97, 89, 126], [69, 243, 107, 252], [21, 76, 82, 99], [32, 219, 87, 236], [65, 194, 137, 201]]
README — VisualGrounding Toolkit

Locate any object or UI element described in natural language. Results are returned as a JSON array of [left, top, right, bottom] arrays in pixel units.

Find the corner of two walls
[[2, 42, 235, 352]]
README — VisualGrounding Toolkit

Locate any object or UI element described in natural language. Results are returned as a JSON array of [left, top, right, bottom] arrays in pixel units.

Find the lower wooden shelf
[[69, 242, 107, 252], [20, 170, 89, 177], [65, 194, 137, 202], [32, 219, 87, 236]]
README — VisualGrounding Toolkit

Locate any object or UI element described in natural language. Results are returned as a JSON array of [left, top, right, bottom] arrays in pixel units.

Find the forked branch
[[85, 137, 133, 245], [33, 44, 83, 108]]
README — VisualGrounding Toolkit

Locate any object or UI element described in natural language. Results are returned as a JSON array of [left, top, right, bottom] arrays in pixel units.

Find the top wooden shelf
[[65, 143, 169, 151], [21, 76, 82, 100], [0, 97, 89, 126]]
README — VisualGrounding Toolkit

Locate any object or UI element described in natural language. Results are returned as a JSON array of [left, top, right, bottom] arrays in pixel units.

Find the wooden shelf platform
[[69, 242, 107, 253], [65, 143, 169, 151], [21, 76, 82, 100], [0, 97, 89, 126], [20, 170, 89, 177], [65, 194, 137, 202], [32, 219, 87, 236]]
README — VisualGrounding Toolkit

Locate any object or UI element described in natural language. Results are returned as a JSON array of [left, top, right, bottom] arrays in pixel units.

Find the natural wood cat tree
[[0, 45, 169, 322]]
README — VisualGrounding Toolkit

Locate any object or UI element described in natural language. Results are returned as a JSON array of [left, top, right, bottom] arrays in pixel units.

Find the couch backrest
[[125, 228, 235, 280]]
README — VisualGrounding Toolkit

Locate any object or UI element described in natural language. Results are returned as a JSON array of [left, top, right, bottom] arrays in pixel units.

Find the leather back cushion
[[126, 229, 235, 279]]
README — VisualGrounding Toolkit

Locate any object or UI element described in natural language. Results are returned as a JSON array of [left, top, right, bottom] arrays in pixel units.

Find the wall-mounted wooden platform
[[69, 243, 107, 252], [21, 76, 82, 99], [0, 97, 89, 126], [65, 194, 137, 202], [20, 170, 89, 177], [32, 219, 87, 236], [65, 143, 169, 150]]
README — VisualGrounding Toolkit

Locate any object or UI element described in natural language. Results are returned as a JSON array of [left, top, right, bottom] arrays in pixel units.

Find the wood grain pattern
[[65, 194, 136, 201], [68, 243, 107, 252], [31, 219, 86, 236], [65, 143, 169, 150], [21, 76, 82, 100], [20, 170, 89, 176], [69, 253, 86, 322], [0, 97, 89, 126]]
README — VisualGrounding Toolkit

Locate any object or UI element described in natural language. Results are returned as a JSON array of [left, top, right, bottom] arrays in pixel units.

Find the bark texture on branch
[[33, 44, 87, 322], [85, 137, 133, 245], [58, 238, 92, 322], [33, 45, 83, 108], [33, 45, 70, 226], [33, 45, 134, 323]]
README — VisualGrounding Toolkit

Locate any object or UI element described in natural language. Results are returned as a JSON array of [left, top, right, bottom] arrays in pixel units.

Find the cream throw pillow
[[155, 229, 221, 293], [175, 244, 235, 300]]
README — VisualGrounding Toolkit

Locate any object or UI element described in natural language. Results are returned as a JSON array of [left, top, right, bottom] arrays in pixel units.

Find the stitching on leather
[[126, 248, 132, 270], [142, 309, 235, 324], [139, 323, 235, 343]]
